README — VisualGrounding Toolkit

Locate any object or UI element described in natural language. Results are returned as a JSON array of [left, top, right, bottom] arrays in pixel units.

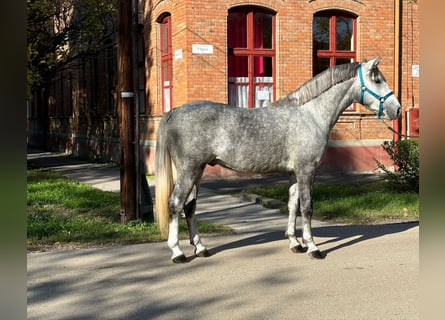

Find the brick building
[[27, 0, 419, 177], [142, 0, 419, 176]]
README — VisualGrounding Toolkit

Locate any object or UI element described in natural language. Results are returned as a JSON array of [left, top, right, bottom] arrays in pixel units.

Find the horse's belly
[[213, 151, 289, 174]]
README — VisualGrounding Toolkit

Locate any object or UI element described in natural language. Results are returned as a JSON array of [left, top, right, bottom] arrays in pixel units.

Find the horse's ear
[[371, 57, 382, 68], [361, 57, 381, 72]]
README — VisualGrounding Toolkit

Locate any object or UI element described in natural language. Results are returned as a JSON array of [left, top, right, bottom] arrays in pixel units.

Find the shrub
[[375, 139, 419, 191]]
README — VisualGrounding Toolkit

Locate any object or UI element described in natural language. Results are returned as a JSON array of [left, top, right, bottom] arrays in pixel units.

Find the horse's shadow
[[208, 221, 418, 258]]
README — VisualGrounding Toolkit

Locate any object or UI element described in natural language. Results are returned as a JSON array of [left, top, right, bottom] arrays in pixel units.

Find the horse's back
[[165, 101, 238, 139], [166, 101, 290, 144]]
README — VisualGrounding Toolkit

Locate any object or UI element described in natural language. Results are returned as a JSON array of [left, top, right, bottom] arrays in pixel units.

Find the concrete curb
[[239, 193, 286, 209]]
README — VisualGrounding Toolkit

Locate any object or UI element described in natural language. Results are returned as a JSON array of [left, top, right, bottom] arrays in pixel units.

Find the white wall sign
[[192, 44, 214, 54], [412, 64, 419, 78], [174, 49, 183, 60]]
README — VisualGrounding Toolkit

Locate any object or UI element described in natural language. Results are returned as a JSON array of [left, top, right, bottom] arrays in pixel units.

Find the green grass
[[247, 181, 419, 224], [27, 168, 233, 251]]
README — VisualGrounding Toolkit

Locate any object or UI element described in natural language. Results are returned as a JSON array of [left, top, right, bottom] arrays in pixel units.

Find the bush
[[375, 139, 419, 191]]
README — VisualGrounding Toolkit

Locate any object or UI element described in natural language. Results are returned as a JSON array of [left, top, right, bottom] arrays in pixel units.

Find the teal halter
[[358, 65, 394, 119]]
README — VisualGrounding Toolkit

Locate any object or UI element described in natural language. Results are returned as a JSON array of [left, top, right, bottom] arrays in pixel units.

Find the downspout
[[394, 0, 402, 141]]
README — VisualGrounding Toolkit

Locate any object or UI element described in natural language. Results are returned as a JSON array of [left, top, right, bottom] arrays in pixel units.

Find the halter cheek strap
[[358, 65, 394, 119]]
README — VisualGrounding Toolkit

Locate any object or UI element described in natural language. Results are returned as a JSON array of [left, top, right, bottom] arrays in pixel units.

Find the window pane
[[228, 12, 247, 48], [335, 58, 353, 66], [254, 13, 273, 49], [162, 61, 171, 81], [254, 56, 273, 78], [163, 88, 171, 112], [161, 22, 169, 55], [313, 16, 330, 51], [313, 57, 330, 75], [336, 17, 353, 51], [228, 55, 248, 78]]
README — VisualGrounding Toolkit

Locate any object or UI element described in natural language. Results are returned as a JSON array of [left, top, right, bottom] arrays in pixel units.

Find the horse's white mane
[[273, 62, 360, 107]]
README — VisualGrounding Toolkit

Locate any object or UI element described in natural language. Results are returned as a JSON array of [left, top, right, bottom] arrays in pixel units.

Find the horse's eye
[[371, 71, 381, 84]]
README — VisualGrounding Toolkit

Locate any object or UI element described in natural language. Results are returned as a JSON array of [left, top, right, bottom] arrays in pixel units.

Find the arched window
[[159, 14, 172, 112], [228, 7, 275, 108], [313, 11, 357, 75]]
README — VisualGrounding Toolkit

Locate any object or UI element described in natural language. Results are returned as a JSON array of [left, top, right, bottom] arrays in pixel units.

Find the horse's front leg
[[298, 174, 323, 259], [184, 185, 209, 258], [286, 177, 306, 253]]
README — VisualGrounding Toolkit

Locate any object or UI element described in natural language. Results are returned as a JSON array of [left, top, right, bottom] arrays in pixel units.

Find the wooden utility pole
[[117, 0, 136, 223]]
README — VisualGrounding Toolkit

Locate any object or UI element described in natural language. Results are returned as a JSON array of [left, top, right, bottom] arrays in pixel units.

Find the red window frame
[[160, 15, 172, 113], [313, 11, 357, 70], [313, 11, 357, 110], [228, 7, 276, 108]]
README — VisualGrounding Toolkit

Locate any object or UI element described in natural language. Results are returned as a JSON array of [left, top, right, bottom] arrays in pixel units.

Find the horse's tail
[[155, 115, 173, 239]]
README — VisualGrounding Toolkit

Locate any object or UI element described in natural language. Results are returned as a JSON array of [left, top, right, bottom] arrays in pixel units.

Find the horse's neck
[[302, 78, 357, 131]]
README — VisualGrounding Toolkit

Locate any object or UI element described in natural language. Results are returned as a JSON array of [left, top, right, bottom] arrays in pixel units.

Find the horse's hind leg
[[184, 185, 209, 258], [167, 210, 186, 263], [167, 167, 205, 263], [167, 182, 193, 263]]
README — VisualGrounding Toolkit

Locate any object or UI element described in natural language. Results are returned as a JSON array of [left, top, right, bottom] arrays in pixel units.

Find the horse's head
[[356, 57, 401, 120]]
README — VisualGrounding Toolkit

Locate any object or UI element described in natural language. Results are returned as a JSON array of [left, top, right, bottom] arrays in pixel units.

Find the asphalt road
[[28, 189, 419, 320]]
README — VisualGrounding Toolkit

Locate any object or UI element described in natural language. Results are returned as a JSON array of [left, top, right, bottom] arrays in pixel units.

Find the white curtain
[[163, 83, 171, 112], [229, 76, 273, 108], [229, 77, 249, 108]]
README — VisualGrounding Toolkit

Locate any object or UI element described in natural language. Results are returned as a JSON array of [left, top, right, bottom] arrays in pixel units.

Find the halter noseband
[[358, 65, 394, 119]]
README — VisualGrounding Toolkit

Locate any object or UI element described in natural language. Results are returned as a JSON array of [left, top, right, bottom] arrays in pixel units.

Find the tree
[[27, 0, 118, 98]]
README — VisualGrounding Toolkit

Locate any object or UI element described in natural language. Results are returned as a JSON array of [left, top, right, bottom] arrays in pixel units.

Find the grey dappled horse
[[155, 58, 401, 263]]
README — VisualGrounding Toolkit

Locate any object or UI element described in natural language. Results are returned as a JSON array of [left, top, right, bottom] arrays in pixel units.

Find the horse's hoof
[[308, 250, 324, 259], [172, 254, 187, 263], [195, 249, 210, 258], [290, 245, 307, 253]]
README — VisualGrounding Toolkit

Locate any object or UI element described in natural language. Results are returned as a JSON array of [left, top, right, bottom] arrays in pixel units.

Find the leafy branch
[[27, 0, 118, 97]]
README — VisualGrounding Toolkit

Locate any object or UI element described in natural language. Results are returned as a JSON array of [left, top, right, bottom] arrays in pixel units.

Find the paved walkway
[[27, 149, 419, 319]]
